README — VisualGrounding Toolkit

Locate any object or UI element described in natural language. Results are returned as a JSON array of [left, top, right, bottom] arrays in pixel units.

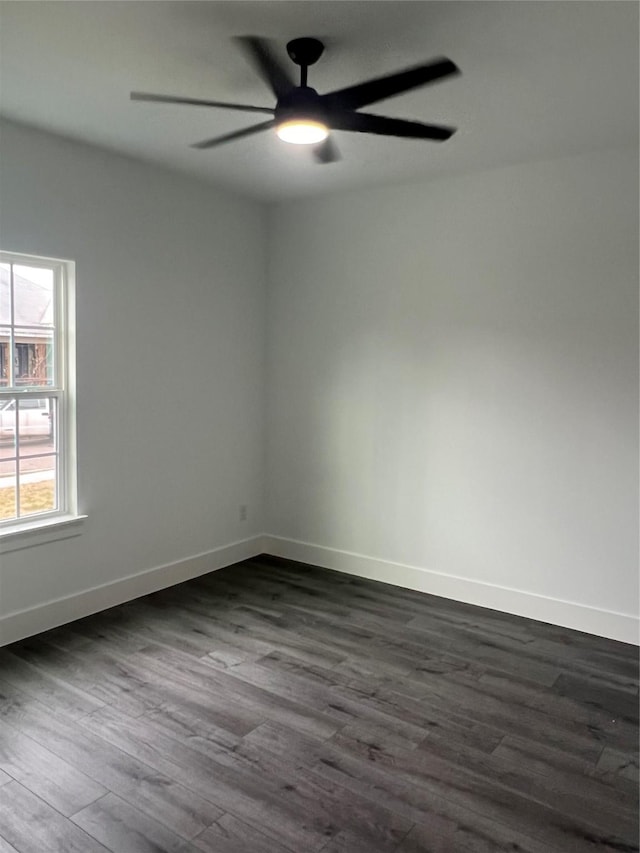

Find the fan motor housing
[[275, 86, 326, 124]]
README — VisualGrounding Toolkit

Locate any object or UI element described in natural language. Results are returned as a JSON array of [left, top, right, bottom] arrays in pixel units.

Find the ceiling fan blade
[[191, 119, 275, 150], [321, 57, 460, 112], [235, 36, 295, 99], [131, 92, 273, 115], [327, 111, 456, 141], [313, 136, 341, 164]]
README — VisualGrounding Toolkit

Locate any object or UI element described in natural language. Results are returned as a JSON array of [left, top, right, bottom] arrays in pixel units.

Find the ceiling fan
[[131, 36, 461, 163]]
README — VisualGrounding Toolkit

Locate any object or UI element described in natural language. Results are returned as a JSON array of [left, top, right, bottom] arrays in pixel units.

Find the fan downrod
[[286, 38, 324, 67]]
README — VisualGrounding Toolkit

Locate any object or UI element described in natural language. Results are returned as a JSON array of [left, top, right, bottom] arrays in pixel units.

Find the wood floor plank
[[7, 634, 152, 716], [257, 648, 504, 752], [192, 813, 295, 853], [228, 656, 431, 744], [310, 748, 634, 853], [0, 781, 111, 853], [377, 673, 620, 762], [74, 704, 341, 851], [0, 683, 223, 841], [395, 819, 555, 853], [414, 727, 638, 833], [235, 703, 638, 852], [552, 671, 640, 725], [0, 718, 107, 816], [596, 746, 640, 784], [79, 703, 412, 852], [0, 835, 20, 853], [252, 649, 603, 766], [71, 793, 200, 853], [0, 556, 637, 853], [477, 666, 636, 732], [81, 647, 267, 734], [317, 828, 406, 853], [189, 604, 349, 670], [0, 648, 106, 719], [402, 615, 565, 685], [492, 736, 638, 802], [131, 643, 341, 740], [309, 760, 560, 853], [256, 556, 631, 659]]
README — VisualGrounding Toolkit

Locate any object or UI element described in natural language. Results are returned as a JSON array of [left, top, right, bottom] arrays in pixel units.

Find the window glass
[[0, 264, 10, 326], [19, 454, 57, 517], [0, 253, 74, 530]]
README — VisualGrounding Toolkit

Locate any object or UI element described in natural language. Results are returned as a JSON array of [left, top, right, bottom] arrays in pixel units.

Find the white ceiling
[[0, 1, 637, 202]]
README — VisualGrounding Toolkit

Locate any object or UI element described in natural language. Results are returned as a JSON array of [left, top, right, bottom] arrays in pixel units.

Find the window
[[0, 251, 79, 540]]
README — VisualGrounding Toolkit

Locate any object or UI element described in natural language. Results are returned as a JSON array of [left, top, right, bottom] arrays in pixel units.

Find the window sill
[[0, 514, 87, 554]]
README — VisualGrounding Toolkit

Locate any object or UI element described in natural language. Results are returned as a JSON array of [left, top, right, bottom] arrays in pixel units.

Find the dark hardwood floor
[[0, 554, 638, 853]]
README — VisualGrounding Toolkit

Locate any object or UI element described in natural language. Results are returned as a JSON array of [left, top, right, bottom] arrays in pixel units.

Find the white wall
[[266, 147, 639, 639], [1, 124, 637, 645], [0, 120, 266, 632]]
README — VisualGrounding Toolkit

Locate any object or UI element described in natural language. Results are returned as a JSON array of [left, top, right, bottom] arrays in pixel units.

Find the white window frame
[[0, 250, 84, 552]]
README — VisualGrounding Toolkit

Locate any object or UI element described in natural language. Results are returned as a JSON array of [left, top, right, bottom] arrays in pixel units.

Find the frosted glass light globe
[[276, 119, 329, 144]]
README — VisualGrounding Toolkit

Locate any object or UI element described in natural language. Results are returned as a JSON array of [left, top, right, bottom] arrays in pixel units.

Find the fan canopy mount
[[286, 37, 325, 68], [130, 36, 461, 163]]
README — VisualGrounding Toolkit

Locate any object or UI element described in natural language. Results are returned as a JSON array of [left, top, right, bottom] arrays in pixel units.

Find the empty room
[[0, 2, 638, 852]]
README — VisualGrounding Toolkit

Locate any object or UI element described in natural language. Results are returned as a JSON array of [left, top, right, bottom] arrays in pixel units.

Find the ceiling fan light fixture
[[132, 36, 460, 160], [276, 118, 328, 144]]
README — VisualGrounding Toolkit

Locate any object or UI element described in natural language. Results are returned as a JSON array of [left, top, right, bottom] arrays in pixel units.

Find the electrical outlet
[[239, 504, 248, 522]]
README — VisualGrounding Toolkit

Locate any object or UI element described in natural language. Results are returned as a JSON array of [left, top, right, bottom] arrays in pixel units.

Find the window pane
[[0, 396, 16, 444], [0, 459, 17, 520], [0, 439, 16, 479], [14, 397, 55, 442], [0, 330, 9, 388], [17, 397, 55, 451], [16, 396, 57, 517], [13, 265, 55, 388], [19, 453, 57, 517], [14, 330, 54, 387], [0, 251, 73, 530], [0, 264, 10, 325], [13, 266, 54, 326]]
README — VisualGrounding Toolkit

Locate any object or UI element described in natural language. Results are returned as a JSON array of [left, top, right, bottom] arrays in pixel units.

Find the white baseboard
[[0, 535, 265, 647], [2, 533, 637, 646], [262, 535, 640, 645]]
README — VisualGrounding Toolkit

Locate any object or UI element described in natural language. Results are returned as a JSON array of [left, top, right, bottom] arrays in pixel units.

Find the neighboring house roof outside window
[[0, 265, 54, 337]]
